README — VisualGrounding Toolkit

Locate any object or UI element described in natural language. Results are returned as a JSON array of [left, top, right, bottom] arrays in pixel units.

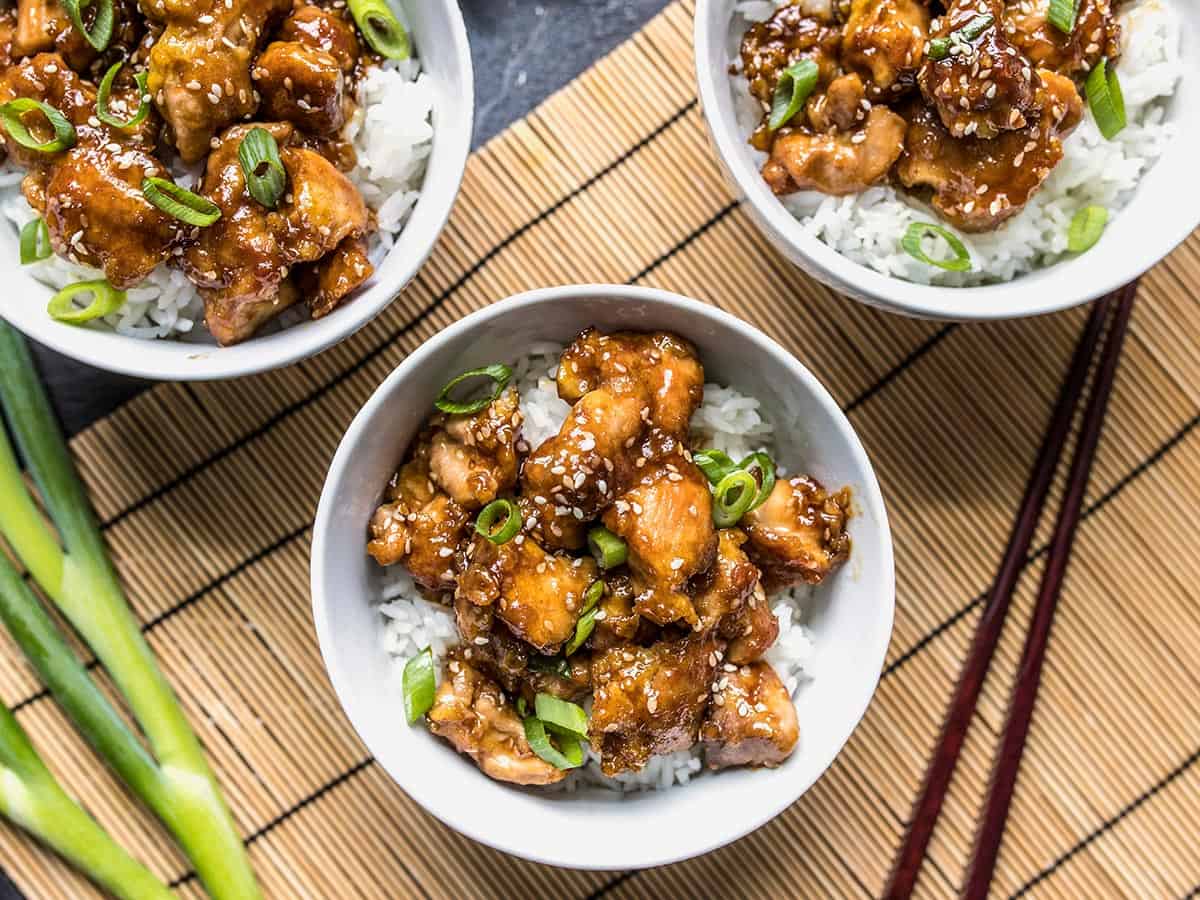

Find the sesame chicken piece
[[590, 573, 648, 652], [13, 0, 143, 72], [1005, 0, 1121, 79], [556, 328, 705, 439], [0, 54, 177, 289], [701, 661, 799, 770], [297, 234, 375, 319], [805, 72, 869, 133], [139, 0, 292, 162], [897, 71, 1083, 231], [427, 657, 566, 786], [521, 653, 593, 703], [520, 388, 646, 550], [457, 533, 599, 655], [367, 435, 469, 593], [723, 584, 780, 665], [601, 435, 717, 627], [742, 476, 852, 592], [253, 40, 349, 136], [427, 387, 522, 511], [918, 0, 1041, 140], [589, 633, 722, 775], [842, 0, 931, 101], [761, 105, 907, 196], [278, 4, 361, 72], [692, 528, 761, 631]]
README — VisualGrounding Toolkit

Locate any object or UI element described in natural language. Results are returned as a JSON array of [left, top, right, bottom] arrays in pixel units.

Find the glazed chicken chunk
[[692, 529, 778, 664], [743, 476, 852, 592], [182, 122, 369, 344], [427, 387, 522, 510], [457, 533, 599, 655], [842, 0, 931, 99], [762, 105, 907, 196], [12, 0, 142, 71], [590, 633, 722, 775], [296, 235, 375, 320], [1005, 0, 1121, 79], [140, 0, 292, 162], [253, 39, 350, 136], [428, 657, 566, 786], [278, 4, 362, 72], [701, 661, 799, 770]]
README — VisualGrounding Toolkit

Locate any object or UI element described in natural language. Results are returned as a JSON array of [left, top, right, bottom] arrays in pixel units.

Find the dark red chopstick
[[963, 289, 1135, 897], [884, 283, 1135, 900]]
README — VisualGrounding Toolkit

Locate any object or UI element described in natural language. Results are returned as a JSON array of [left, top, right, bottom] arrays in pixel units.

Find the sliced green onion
[[47, 280, 126, 325], [238, 127, 287, 209], [1048, 0, 1079, 34], [523, 716, 583, 769], [1067, 206, 1108, 254], [534, 693, 589, 740], [738, 452, 776, 511], [434, 364, 512, 415], [694, 449, 737, 485], [141, 177, 221, 227], [475, 498, 521, 544], [0, 99, 76, 154], [402, 648, 435, 724], [958, 14, 994, 42], [529, 655, 572, 678], [348, 0, 411, 60], [516, 696, 528, 717], [713, 470, 758, 528], [768, 58, 819, 132], [582, 580, 604, 614], [588, 526, 628, 570], [927, 38, 951, 61], [63, 0, 115, 52], [901, 222, 972, 272], [565, 582, 603, 658], [96, 62, 151, 131], [1086, 59, 1126, 140], [19, 219, 51, 265]]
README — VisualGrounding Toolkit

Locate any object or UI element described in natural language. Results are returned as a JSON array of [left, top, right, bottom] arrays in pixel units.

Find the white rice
[[1, 46, 435, 339], [376, 346, 819, 793], [731, 0, 1183, 285]]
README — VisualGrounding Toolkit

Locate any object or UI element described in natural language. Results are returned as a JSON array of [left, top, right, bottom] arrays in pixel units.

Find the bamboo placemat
[[3, 2, 1199, 897]]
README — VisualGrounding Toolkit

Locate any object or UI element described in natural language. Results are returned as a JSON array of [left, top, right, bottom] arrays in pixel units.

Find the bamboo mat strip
[[2, 1, 1199, 897]]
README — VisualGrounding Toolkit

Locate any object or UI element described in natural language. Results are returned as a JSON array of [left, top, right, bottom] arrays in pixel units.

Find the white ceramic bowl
[[0, 0, 473, 379], [694, 0, 1200, 320], [311, 284, 895, 869]]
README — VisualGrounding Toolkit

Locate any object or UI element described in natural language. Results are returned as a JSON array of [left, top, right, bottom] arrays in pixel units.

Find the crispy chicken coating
[[918, 0, 1040, 139], [590, 633, 722, 775], [743, 476, 852, 592], [842, 0, 931, 100], [601, 435, 717, 627], [762, 105, 907, 196], [367, 436, 469, 593], [692, 529, 778, 664], [701, 661, 799, 770], [428, 657, 566, 786], [13, 0, 142, 71], [0, 54, 177, 289], [140, 0, 292, 162], [427, 387, 522, 511], [898, 70, 1083, 231], [253, 40, 349, 136], [182, 122, 369, 344], [457, 533, 599, 655], [278, 4, 361, 72], [297, 235, 374, 319], [1005, 0, 1121, 79]]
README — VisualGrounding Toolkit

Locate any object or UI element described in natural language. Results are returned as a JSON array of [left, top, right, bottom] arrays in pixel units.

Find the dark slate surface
[[30, 0, 670, 439], [3, 3, 667, 897]]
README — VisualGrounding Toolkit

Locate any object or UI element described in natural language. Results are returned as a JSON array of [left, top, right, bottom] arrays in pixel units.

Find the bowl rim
[[0, 0, 474, 381], [692, 0, 1199, 321], [310, 283, 896, 869]]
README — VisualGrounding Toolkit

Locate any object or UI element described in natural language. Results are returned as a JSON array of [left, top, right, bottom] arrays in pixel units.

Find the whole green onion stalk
[[0, 323, 261, 899], [0, 701, 171, 900]]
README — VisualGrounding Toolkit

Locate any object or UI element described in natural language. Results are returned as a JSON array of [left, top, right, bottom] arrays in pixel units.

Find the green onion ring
[[238, 127, 287, 209], [0, 99, 77, 154], [475, 498, 521, 544], [1086, 59, 1126, 140], [47, 280, 126, 325], [97, 62, 151, 131], [523, 716, 584, 770], [1067, 205, 1108, 254], [694, 449, 737, 485], [142, 177, 222, 227], [348, 0, 411, 60], [901, 222, 972, 272], [587, 526, 628, 570], [1047, 0, 1079, 35], [713, 470, 758, 528], [402, 648, 435, 724], [738, 452, 776, 511], [534, 693, 589, 740], [63, 0, 115, 52], [434, 364, 512, 415], [768, 58, 819, 132], [19, 218, 52, 265], [564, 582, 604, 657]]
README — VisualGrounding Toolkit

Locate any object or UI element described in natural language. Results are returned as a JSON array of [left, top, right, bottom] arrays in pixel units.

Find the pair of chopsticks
[[884, 281, 1138, 899]]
